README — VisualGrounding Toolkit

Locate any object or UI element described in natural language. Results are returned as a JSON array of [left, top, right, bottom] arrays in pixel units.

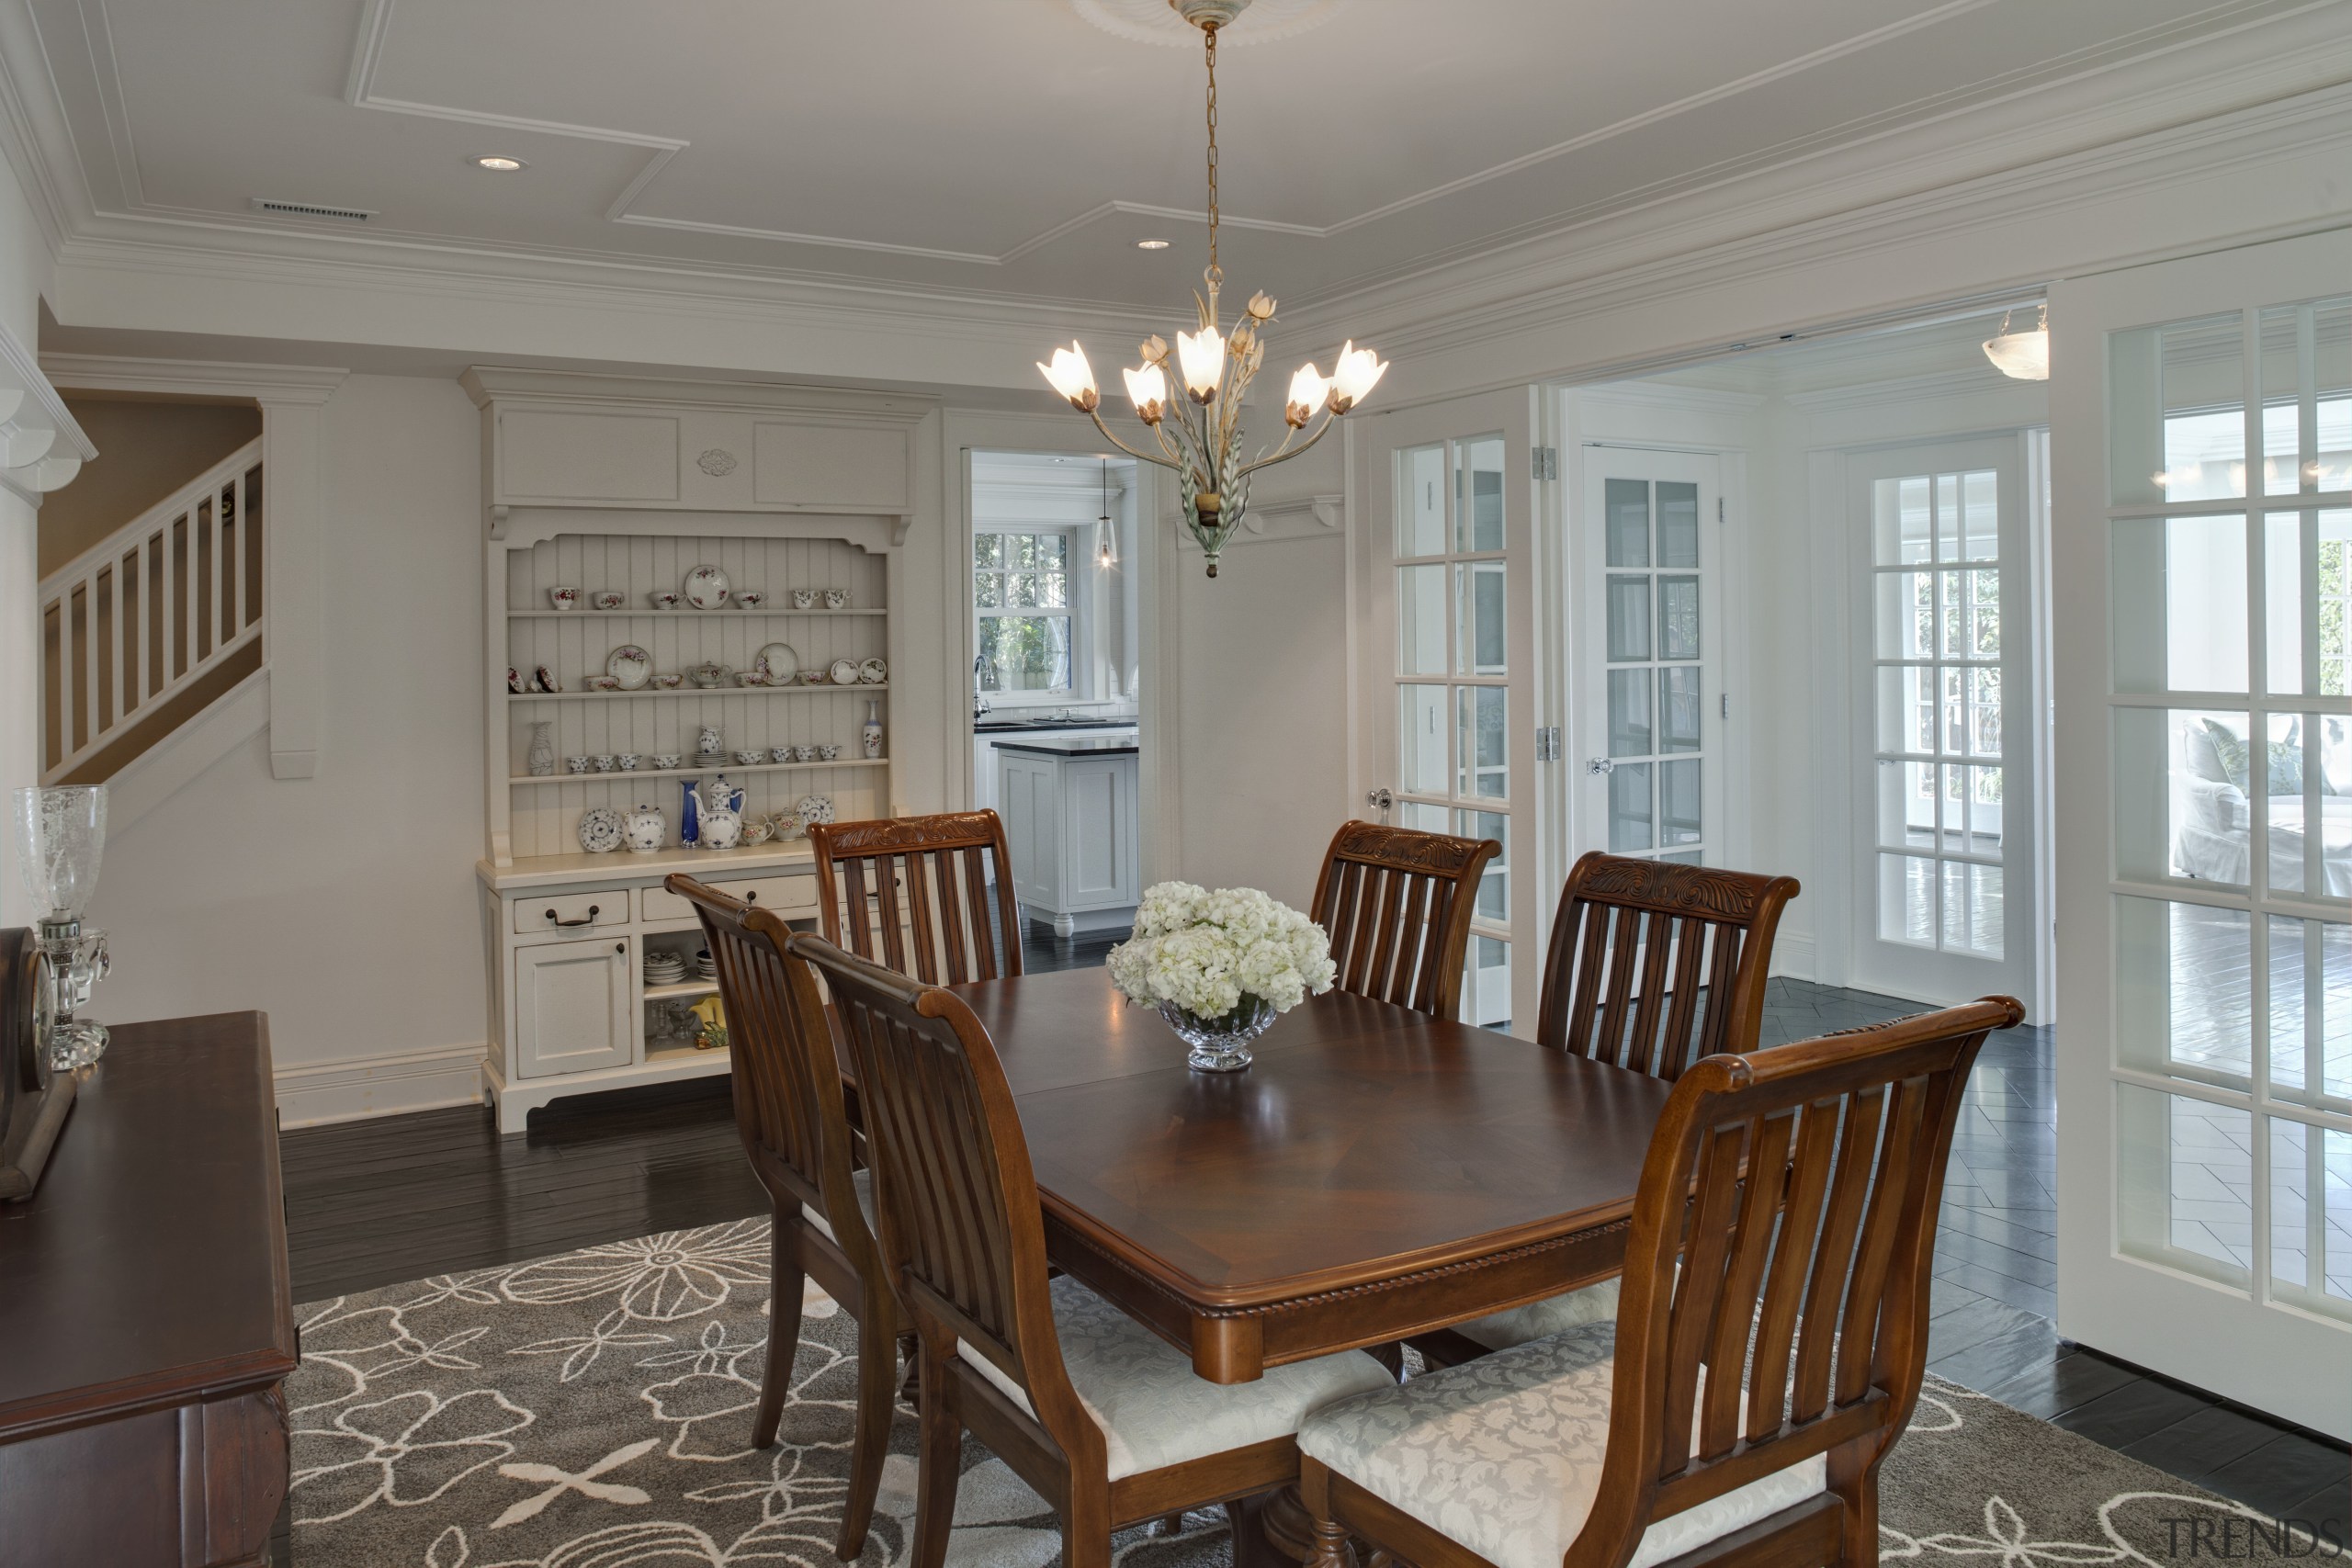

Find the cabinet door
[[514, 937, 633, 1080], [1060, 758, 1140, 910], [1000, 753, 1059, 908]]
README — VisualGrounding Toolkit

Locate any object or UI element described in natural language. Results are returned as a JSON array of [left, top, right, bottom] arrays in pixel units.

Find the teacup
[[592, 591, 626, 611], [617, 753, 641, 771], [734, 591, 766, 610], [819, 742, 842, 761], [792, 744, 818, 763], [823, 588, 848, 609], [741, 818, 776, 847], [586, 674, 622, 692], [650, 673, 684, 690], [565, 755, 591, 774], [548, 586, 581, 611], [735, 671, 767, 687], [770, 746, 795, 764], [648, 590, 682, 610], [651, 753, 682, 770], [734, 750, 764, 766], [594, 754, 616, 773], [792, 588, 817, 609]]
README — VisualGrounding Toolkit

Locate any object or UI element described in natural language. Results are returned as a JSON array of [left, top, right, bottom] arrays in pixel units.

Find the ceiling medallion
[[1071, 0, 1339, 48], [1038, 0, 1383, 578]]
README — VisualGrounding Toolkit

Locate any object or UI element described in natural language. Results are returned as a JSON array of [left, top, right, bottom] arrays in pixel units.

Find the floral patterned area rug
[[289, 1219, 2321, 1568]]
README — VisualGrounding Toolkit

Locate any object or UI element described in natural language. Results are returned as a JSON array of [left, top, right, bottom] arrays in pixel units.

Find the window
[[975, 530, 1074, 694]]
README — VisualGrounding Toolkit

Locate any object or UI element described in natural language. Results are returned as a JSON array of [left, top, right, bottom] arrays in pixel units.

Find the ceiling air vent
[[250, 197, 375, 222]]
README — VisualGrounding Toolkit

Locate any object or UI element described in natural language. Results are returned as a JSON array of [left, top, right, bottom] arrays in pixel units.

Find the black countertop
[[993, 735, 1142, 759]]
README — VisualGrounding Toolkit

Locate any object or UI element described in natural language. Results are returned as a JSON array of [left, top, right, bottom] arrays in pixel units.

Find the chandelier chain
[[1204, 22, 1220, 286]]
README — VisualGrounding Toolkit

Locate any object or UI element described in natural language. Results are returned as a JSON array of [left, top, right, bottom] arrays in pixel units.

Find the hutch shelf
[[467, 367, 935, 1130]]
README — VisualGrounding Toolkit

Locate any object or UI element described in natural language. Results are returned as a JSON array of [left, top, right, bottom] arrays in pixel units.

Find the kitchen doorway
[[966, 449, 1147, 956]]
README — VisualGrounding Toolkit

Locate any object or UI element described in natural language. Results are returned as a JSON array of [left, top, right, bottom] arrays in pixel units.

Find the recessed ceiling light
[[470, 154, 527, 172], [1136, 238, 1170, 250]]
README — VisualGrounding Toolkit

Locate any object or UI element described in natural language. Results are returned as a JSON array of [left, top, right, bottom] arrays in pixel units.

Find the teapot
[[698, 807, 743, 850], [689, 661, 731, 689], [623, 803, 666, 853]]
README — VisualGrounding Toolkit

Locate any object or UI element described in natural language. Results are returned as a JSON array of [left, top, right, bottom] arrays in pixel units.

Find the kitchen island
[[997, 734, 1141, 938]]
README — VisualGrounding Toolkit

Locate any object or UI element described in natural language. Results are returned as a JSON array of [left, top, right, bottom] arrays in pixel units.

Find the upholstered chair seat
[[963, 1276, 1395, 1481], [1452, 1277, 1620, 1352], [801, 1168, 876, 1246], [1302, 1321, 1824, 1568]]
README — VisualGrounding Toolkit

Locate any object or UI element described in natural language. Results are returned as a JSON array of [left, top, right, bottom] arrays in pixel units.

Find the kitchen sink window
[[976, 527, 1083, 696]]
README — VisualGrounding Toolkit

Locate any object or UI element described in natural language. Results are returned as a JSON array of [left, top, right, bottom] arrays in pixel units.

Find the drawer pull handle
[[546, 904, 602, 927], [744, 890, 757, 902], [616, 942, 627, 953]]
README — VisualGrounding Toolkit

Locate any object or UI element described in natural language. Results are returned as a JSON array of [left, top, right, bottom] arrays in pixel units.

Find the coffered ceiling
[[6, 0, 2339, 324]]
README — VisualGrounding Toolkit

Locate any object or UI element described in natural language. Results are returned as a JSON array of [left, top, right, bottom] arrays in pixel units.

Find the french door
[[1575, 449, 1725, 869], [1355, 389, 1544, 1030], [2051, 228, 2352, 1440], [1845, 437, 2040, 1008]]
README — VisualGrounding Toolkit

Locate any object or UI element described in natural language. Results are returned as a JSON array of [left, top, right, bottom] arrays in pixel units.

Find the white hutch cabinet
[[465, 368, 936, 1131]]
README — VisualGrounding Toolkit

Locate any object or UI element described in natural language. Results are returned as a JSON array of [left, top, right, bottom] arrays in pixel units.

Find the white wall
[[1166, 439, 1351, 913], [0, 150, 50, 931], [86, 374, 489, 1101]]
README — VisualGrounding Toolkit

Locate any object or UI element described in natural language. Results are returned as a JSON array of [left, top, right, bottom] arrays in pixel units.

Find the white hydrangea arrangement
[[1107, 881, 1338, 1023]]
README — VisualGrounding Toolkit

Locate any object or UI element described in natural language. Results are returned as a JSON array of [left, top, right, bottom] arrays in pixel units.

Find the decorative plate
[[858, 657, 888, 684], [754, 642, 799, 683], [828, 658, 861, 686], [606, 645, 652, 690], [684, 564, 730, 610], [796, 794, 836, 826], [577, 806, 625, 854]]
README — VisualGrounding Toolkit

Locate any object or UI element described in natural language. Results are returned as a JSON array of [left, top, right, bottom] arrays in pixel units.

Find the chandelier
[[1982, 303, 2050, 381], [1036, 0, 1385, 578]]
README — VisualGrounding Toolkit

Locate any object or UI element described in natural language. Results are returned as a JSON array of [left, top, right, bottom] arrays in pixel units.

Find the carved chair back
[[786, 934, 1102, 1462], [1309, 819, 1501, 1021], [808, 811, 1023, 986], [665, 875, 865, 1246], [1565, 997, 2023, 1568], [1535, 852, 1799, 1078]]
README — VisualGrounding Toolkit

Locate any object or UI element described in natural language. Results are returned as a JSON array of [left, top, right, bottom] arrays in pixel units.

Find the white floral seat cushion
[[1300, 1320, 1826, 1568], [1455, 1278, 1621, 1350], [961, 1276, 1396, 1481], [801, 1168, 876, 1244]]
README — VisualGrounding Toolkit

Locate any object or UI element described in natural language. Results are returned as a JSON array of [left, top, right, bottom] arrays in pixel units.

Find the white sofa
[[2177, 716, 2350, 897]]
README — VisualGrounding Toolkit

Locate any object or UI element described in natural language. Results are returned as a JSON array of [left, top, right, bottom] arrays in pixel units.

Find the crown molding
[[458, 365, 936, 422], [0, 314, 93, 501], [40, 351, 347, 403], [1576, 382, 1767, 415]]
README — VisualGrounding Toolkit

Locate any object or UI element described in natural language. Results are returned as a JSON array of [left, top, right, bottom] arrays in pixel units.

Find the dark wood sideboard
[[0, 1012, 297, 1568]]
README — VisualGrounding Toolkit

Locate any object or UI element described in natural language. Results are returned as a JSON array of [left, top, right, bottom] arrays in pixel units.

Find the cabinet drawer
[[512, 892, 627, 935], [639, 874, 820, 925]]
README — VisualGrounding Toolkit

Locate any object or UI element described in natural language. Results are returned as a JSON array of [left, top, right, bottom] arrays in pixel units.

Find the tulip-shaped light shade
[[1176, 327, 1227, 402], [1329, 342, 1388, 410], [1037, 343, 1098, 408], [1284, 363, 1329, 427], [1122, 362, 1169, 423]]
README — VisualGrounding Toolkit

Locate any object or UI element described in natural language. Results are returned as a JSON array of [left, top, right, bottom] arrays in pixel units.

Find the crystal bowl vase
[[1159, 996, 1276, 1073]]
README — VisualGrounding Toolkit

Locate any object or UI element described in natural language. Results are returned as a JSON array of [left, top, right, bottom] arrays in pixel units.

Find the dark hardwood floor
[[278, 948, 2349, 1546]]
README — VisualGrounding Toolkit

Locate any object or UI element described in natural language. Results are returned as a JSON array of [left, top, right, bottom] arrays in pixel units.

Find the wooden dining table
[[948, 966, 1676, 1384]]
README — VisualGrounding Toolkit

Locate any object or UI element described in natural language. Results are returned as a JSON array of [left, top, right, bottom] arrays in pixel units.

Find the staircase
[[40, 438, 266, 784]]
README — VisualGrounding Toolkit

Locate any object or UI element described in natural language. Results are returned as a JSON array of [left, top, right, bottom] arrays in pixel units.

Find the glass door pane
[[1582, 456, 1716, 868], [1390, 432, 1517, 1027]]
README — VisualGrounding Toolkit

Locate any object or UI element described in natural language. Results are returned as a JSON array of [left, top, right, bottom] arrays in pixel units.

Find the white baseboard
[[1768, 932, 1817, 984], [275, 1041, 488, 1128]]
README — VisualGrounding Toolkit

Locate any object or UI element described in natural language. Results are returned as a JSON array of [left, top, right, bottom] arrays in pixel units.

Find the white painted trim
[[40, 352, 346, 403], [1768, 931, 1815, 984], [0, 315, 95, 502], [1805, 447, 1854, 993], [274, 1040, 488, 1128]]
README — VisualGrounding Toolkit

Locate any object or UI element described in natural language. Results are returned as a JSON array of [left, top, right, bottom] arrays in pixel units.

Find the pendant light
[[1983, 304, 2050, 381], [1095, 458, 1120, 569]]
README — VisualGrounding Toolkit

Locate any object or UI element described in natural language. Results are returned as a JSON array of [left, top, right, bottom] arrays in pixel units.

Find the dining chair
[[1417, 852, 1801, 1364], [789, 932, 1396, 1568], [808, 809, 1023, 985], [665, 874, 909, 1562], [1309, 818, 1501, 1021], [1302, 995, 2024, 1568]]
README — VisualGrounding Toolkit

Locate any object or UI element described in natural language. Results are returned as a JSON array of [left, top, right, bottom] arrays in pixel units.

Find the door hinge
[[1535, 726, 1562, 761], [1532, 446, 1558, 481], [1717, 496, 1725, 523], [1720, 693, 1730, 720]]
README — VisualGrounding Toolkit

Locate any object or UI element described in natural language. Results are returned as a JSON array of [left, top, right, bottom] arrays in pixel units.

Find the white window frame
[[974, 522, 1093, 705]]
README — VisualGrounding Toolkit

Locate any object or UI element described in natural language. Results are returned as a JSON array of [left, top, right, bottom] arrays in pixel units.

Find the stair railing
[[40, 437, 265, 783]]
